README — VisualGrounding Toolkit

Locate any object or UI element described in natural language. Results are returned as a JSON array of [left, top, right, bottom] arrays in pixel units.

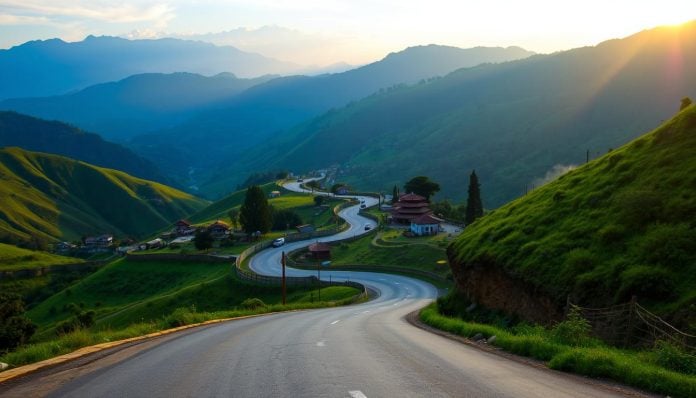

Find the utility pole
[[317, 257, 321, 302], [281, 251, 286, 305], [586, 149, 590, 164]]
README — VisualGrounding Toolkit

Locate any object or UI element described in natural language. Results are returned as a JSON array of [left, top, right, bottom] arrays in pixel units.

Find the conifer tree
[[465, 170, 484, 225], [239, 185, 272, 234], [392, 185, 399, 204]]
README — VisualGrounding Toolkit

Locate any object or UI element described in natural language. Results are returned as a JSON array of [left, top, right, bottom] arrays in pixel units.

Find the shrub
[[597, 224, 626, 246], [550, 306, 592, 347], [0, 293, 37, 353], [240, 298, 267, 310], [654, 341, 696, 375], [616, 266, 675, 302], [638, 224, 695, 268]]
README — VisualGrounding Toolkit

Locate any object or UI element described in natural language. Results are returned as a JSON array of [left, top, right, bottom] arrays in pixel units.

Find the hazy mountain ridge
[[0, 147, 208, 244], [0, 111, 167, 183], [0, 35, 301, 100], [0, 73, 276, 140], [132, 45, 534, 196], [245, 22, 696, 206]]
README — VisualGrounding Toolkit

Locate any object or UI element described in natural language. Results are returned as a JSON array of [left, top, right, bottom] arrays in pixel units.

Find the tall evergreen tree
[[239, 185, 272, 234], [465, 170, 484, 225], [391, 185, 399, 204]]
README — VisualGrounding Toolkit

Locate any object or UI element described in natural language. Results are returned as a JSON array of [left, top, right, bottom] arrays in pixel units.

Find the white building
[[410, 214, 443, 236]]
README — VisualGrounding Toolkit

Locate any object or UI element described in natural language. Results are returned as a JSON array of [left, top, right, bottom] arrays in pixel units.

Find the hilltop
[[0, 147, 208, 244], [0, 111, 166, 183], [448, 105, 696, 329]]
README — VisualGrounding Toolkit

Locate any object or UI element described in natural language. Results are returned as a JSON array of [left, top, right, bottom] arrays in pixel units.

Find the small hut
[[308, 242, 331, 260]]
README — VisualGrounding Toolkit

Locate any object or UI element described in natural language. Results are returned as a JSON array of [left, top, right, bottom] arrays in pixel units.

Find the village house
[[269, 190, 281, 198], [208, 220, 231, 239], [308, 242, 331, 260], [174, 220, 196, 236], [410, 214, 444, 236], [335, 186, 350, 195], [139, 238, 165, 250], [83, 234, 114, 253], [55, 241, 77, 254]]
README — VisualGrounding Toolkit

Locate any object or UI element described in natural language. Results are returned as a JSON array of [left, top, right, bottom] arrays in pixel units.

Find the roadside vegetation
[[449, 105, 696, 327], [1, 256, 361, 369], [421, 295, 696, 398]]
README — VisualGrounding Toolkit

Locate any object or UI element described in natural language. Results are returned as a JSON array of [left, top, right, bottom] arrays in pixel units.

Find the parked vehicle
[[364, 225, 372, 230], [360, 204, 366, 209], [272, 237, 285, 247]]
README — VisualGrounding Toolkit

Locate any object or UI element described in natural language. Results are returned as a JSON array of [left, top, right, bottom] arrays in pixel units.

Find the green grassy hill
[[448, 105, 696, 330], [0, 147, 209, 243], [0, 243, 82, 271]]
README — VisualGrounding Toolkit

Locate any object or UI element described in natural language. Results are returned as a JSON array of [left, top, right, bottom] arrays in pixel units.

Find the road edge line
[[0, 310, 302, 384]]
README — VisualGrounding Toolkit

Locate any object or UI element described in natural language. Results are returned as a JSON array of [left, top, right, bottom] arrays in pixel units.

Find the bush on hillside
[[0, 293, 37, 353], [551, 306, 593, 347], [615, 266, 675, 303], [240, 298, 266, 310]]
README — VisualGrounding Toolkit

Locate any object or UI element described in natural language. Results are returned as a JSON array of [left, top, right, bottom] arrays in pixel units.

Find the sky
[[1, 1, 695, 66]]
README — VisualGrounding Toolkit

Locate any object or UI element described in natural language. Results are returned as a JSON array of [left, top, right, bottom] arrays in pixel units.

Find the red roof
[[308, 242, 331, 252], [412, 214, 444, 225], [176, 219, 191, 227], [399, 192, 427, 202], [208, 220, 230, 229]]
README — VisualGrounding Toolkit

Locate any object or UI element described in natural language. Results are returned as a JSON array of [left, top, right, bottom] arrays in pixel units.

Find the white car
[[272, 237, 285, 247]]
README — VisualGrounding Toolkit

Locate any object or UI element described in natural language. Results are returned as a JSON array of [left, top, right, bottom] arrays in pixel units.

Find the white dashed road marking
[[349, 391, 367, 398], [331, 320, 340, 325]]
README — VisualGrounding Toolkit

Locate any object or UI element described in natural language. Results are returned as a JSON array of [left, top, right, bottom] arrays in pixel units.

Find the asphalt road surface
[[0, 179, 651, 398]]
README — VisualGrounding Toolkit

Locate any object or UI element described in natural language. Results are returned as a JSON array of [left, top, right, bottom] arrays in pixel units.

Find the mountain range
[[0, 147, 208, 244], [127, 45, 535, 194], [0, 73, 275, 141], [230, 22, 696, 206], [0, 35, 300, 100]]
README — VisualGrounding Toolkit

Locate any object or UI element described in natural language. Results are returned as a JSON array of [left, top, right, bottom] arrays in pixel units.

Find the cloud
[[0, 1, 175, 25], [0, 13, 50, 25], [531, 164, 577, 188]]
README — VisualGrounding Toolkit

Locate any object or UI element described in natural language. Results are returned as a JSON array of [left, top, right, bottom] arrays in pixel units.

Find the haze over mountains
[[0, 35, 300, 100], [0, 73, 275, 141], [226, 22, 696, 206]]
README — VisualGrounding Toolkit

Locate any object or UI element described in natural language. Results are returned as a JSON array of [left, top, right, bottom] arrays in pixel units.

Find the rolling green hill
[[0, 147, 209, 243], [0, 243, 83, 271], [233, 21, 696, 207], [0, 111, 167, 183], [448, 105, 696, 330]]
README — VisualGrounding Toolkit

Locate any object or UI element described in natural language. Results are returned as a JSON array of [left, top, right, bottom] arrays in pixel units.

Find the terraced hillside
[[0, 147, 209, 243]]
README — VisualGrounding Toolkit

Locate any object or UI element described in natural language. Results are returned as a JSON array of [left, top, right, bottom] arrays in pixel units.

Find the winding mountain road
[[0, 179, 651, 397]]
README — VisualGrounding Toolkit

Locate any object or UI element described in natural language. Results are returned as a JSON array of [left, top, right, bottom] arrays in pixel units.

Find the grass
[[1, 287, 362, 369], [0, 147, 208, 244], [0, 243, 83, 271], [315, 229, 450, 277], [420, 302, 696, 398], [26, 258, 231, 333], [448, 105, 696, 327]]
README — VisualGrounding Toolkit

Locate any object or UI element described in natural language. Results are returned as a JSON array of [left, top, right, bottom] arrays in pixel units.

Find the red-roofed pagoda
[[391, 192, 432, 223]]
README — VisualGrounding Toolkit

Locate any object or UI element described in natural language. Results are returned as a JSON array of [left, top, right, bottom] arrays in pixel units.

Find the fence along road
[[0, 179, 651, 398]]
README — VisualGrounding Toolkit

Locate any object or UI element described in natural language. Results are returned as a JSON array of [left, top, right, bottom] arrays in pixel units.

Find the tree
[[391, 185, 399, 204], [404, 176, 440, 201], [305, 180, 320, 192], [465, 170, 484, 225], [314, 195, 325, 206], [330, 183, 347, 194], [228, 208, 240, 231], [680, 97, 693, 111], [239, 185, 272, 235], [0, 293, 36, 352], [271, 208, 303, 231], [431, 200, 456, 220], [194, 230, 213, 251]]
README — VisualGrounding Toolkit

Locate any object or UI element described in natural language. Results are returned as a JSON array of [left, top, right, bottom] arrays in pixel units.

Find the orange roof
[[308, 242, 331, 252], [209, 220, 230, 229]]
